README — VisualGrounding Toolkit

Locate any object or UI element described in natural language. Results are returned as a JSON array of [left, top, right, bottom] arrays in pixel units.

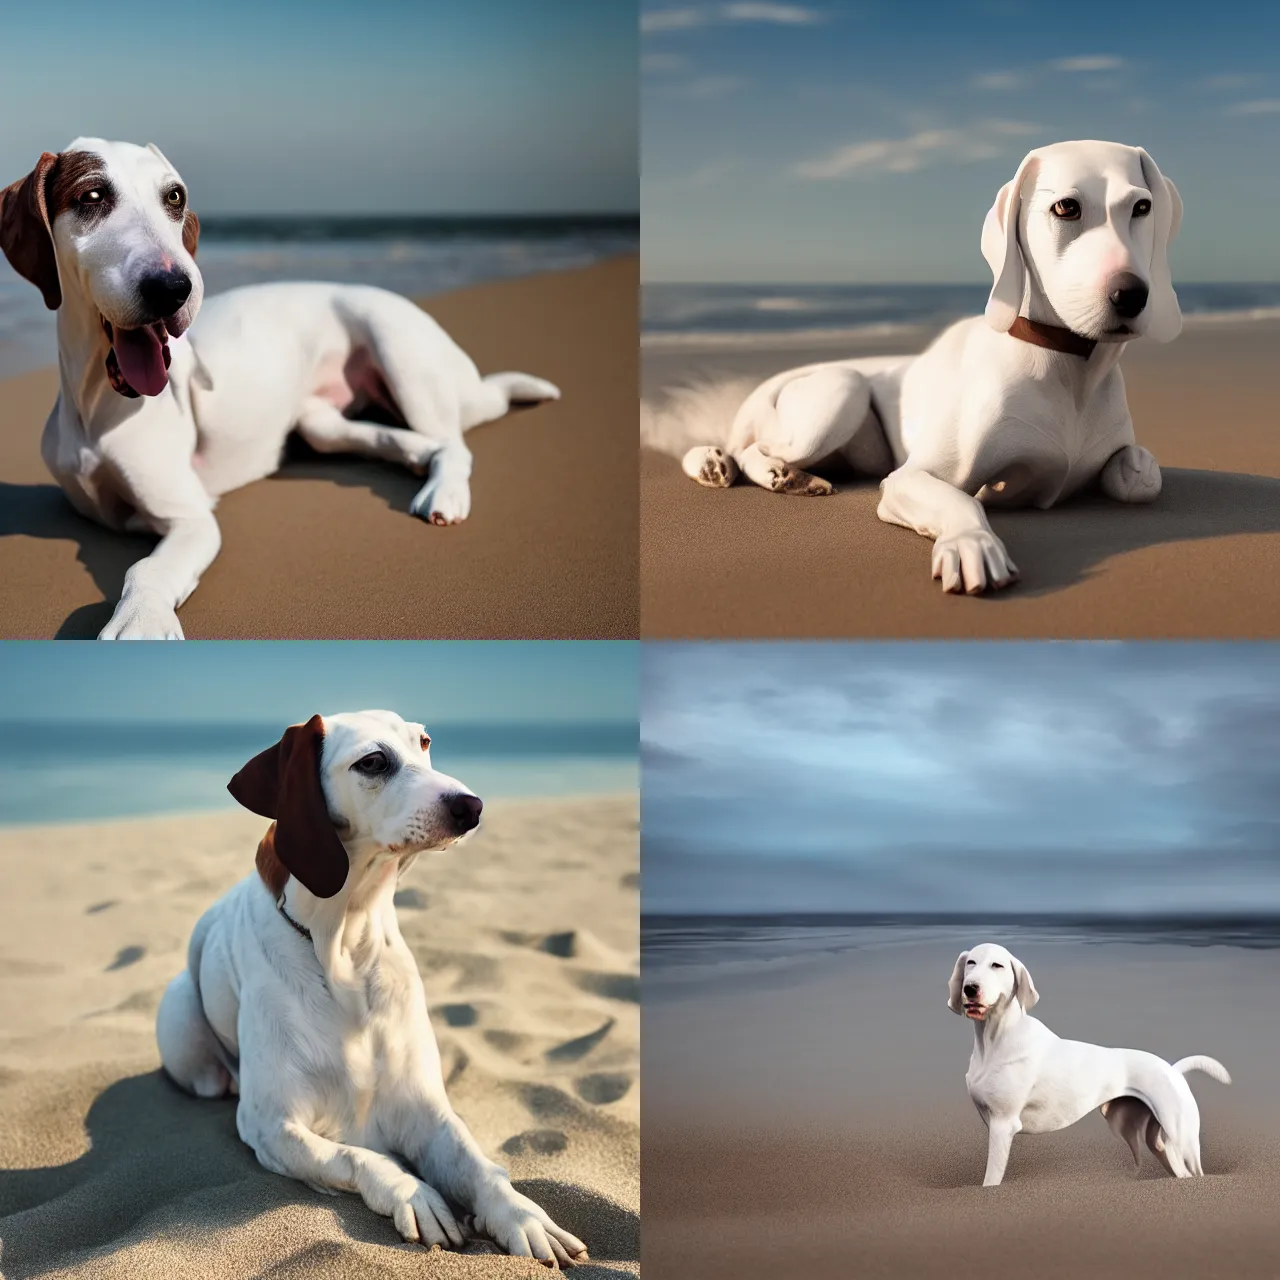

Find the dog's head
[[947, 942, 1039, 1022], [227, 711, 483, 900], [0, 138, 203, 397], [981, 139, 1182, 345]]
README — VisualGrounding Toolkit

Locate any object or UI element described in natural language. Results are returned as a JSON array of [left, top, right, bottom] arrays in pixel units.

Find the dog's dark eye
[[420, 734, 431, 751], [165, 187, 185, 209], [991, 962, 1004, 969], [1050, 198, 1081, 221], [79, 189, 104, 206], [352, 751, 390, 776], [1133, 198, 1152, 218]]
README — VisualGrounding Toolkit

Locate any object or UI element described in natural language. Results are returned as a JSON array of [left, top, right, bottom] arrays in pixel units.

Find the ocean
[[642, 281, 1280, 348], [0, 719, 637, 827], [0, 214, 638, 380]]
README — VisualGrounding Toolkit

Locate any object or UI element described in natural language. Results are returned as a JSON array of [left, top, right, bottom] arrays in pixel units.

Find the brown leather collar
[[1008, 316, 1096, 360]]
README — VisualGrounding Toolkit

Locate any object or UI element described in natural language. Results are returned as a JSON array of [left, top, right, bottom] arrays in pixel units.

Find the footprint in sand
[[547, 1017, 615, 1063], [393, 887, 428, 909], [501, 1129, 569, 1157], [620, 872, 639, 891], [576, 1072, 633, 1105], [576, 971, 639, 1003], [86, 900, 117, 914], [438, 1002, 478, 1027], [521, 1083, 580, 1120], [106, 945, 145, 972]]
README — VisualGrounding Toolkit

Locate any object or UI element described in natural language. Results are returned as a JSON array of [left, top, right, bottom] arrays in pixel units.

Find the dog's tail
[[640, 376, 756, 457], [464, 372, 561, 428], [1172, 1055, 1232, 1085]]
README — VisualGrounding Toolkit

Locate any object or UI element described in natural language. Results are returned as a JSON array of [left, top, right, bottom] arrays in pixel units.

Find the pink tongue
[[113, 326, 168, 397]]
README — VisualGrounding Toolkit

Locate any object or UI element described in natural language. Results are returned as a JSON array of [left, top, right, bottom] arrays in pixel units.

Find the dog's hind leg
[[738, 443, 834, 496], [682, 445, 739, 488], [157, 969, 234, 1099], [755, 366, 887, 473], [295, 398, 440, 473]]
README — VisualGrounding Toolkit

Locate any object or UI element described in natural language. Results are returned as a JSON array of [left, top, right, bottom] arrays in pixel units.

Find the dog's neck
[[970, 996, 1024, 1058], [279, 844, 413, 1020], [54, 288, 143, 436]]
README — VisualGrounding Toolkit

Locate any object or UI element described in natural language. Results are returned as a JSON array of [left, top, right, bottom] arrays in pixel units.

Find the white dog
[[647, 140, 1181, 594], [0, 140, 559, 639], [156, 711, 588, 1267], [948, 942, 1228, 1186]]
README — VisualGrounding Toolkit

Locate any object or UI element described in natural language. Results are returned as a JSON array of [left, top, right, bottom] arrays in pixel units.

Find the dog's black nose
[[963, 983, 979, 999], [138, 269, 192, 318], [1108, 272, 1148, 319], [446, 793, 483, 833]]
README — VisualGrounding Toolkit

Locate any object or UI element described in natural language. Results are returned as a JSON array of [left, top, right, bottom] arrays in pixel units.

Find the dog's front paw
[[410, 475, 471, 526], [99, 591, 185, 640], [479, 1188, 589, 1269], [390, 1177, 465, 1250], [932, 530, 1018, 595], [1100, 444, 1161, 504]]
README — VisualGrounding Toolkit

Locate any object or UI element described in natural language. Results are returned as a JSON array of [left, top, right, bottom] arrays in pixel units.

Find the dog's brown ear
[[228, 715, 349, 899], [0, 153, 61, 310], [183, 209, 200, 258]]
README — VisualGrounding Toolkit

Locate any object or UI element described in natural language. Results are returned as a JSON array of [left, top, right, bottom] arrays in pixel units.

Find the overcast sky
[[643, 0, 1280, 281], [0, 0, 636, 214], [0, 642, 637, 726], [643, 643, 1280, 916]]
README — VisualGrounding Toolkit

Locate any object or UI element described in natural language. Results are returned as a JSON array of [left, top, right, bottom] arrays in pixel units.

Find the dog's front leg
[[878, 466, 1019, 594], [1099, 444, 1162, 504], [251, 1119, 465, 1249], [411, 1107, 588, 1267], [982, 1116, 1021, 1187], [99, 510, 222, 640]]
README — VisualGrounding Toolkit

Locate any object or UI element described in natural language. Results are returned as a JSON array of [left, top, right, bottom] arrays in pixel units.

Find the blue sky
[[643, 643, 1280, 915], [0, 0, 637, 214], [0, 642, 637, 725], [642, 0, 1280, 281]]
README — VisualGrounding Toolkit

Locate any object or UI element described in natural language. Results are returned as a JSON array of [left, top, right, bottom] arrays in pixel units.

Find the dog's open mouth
[[102, 317, 183, 399], [964, 1002, 987, 1020]]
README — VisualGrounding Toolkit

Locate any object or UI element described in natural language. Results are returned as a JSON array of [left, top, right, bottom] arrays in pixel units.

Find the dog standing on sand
[[0, 139, 560, 639], [645, 140, 1182, 595], [948, 942, 1229, 1186], [157, 711, 588, 1267]]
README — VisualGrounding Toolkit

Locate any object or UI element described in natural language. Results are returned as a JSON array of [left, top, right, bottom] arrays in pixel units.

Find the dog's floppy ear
[[947, 950, 970, 1014], [228, 714, 349, 899], [0, 153, 61, 310], [183, 209, 200, 258], [981, 149, 1040, 333], [1010, 953, 1039, 1011], [1135, 147, 1182, 344]]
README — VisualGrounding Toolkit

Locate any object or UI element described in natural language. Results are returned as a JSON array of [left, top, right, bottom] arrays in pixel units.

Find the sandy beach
[[643, 927, 1280, 1280], [641, 316, 1280, 637], [0, 794, 639, 1278], [0, 256, 638, 640]]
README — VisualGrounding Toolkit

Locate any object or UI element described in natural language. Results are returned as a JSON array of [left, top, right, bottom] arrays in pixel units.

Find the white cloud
[[794, 120, 1037, 180], [641, 3, 822, 34], [1226, 99, 1280, 115], [1198, 72, 1263, 92], [1050, 55, 1126, 73], [973, 70, 1021, 91]]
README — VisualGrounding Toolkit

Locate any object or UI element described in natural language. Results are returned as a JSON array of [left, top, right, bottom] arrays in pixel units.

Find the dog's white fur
[[0, 140, 559, 639], [948, 943, 1228, 1186], [156, 711, 587, 1267], [645, 140, 1181, 593]]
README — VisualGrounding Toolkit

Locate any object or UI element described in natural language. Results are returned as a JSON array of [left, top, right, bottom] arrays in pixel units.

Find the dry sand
[[0, 794, 638, 1278], [643, 931, 1280, 1280], [0, 256, 638, 640], [641, 317, 1280, 637]]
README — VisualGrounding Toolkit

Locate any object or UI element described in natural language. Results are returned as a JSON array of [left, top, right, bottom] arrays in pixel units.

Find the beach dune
[[0, 795, 639, 1278], [644, 930, 1280, 1280]]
